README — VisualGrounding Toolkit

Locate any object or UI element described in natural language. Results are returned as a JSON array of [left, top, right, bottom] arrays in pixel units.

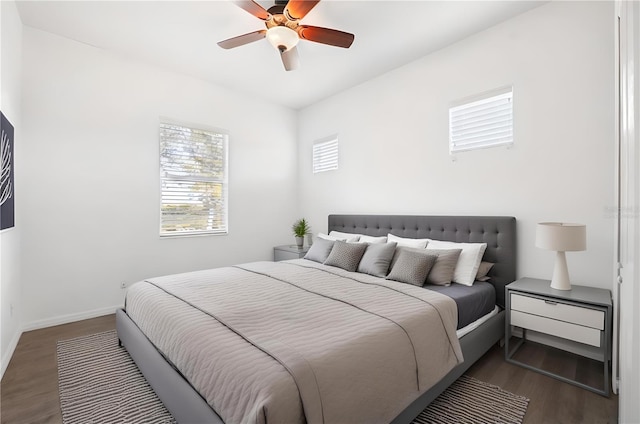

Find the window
[[159, 121, 228, 237], [449, 86, 513, 154], [313, 135, 338, 173]]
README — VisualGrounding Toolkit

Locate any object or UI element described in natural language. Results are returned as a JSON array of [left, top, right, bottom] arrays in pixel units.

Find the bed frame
[[117, 215, 516, 424]]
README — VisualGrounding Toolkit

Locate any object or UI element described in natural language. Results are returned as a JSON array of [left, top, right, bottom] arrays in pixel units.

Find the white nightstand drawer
[[511, 310, 601, 347], [511, 293, 604, 330]]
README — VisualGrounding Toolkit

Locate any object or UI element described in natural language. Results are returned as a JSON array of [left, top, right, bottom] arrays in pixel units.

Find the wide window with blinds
[[159, 121, 228, 237], [313, 135, 338, 173], [449, 86, 513, 154]]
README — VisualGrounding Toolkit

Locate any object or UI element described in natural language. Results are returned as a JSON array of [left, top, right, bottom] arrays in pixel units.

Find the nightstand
[[273, 245, 309, 262], [505, 277, 612, 396]]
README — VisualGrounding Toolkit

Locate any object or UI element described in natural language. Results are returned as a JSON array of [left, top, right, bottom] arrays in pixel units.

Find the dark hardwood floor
[[466, 341, 618, 424], [0, 315, 618, 424], [1, 315, 115, 424]]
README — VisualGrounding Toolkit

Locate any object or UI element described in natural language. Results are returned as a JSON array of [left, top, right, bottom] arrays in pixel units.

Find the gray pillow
[[386, 248, 437, 286], [425, 248, 462, 286], [475, 261, 495, 282], [357, 242, 397, 277], [304, 237, 335, 263], [323, 241, 367, 272], [390, 246, 425, 269]]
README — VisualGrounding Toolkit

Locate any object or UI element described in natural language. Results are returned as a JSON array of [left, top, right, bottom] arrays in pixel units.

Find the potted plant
[[292, 218, 311, 249]]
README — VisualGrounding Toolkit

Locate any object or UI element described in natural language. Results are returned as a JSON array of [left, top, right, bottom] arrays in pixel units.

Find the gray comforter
[[125, 259, 463, 424]]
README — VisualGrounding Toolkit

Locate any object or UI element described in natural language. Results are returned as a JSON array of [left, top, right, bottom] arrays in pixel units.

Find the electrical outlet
[[120, 282, 127, 289], [10, 302, 14, 317]]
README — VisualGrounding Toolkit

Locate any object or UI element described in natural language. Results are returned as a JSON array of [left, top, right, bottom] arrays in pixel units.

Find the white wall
[[0, 0, 23, 377], [298, 1, 614, 290], [19, 27, 299, 329]]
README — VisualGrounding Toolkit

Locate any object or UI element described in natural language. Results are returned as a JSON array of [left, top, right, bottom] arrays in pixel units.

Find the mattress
[[425, 281, 496, 329]]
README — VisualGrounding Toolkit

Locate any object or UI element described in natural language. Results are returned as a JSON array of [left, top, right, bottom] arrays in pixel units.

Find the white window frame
[[449, 86, 514, 154], [159, 119, 229, 237], [313, 135, 339, 173]]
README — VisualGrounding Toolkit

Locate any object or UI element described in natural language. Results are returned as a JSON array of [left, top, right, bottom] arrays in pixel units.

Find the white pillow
[[358, 235, 387, 244], [320, 231, 360, 242], [327, 231, 361, 242], [426, 240, 487, 286], [318, 232, 346, 241], [387, 233, 429, 249]]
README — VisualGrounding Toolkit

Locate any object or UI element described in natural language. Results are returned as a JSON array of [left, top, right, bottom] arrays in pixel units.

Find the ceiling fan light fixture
[[266, 26, 299, 52]]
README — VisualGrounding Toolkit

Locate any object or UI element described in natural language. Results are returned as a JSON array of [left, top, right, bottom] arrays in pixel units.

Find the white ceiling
[[16, 1, 546, 110]]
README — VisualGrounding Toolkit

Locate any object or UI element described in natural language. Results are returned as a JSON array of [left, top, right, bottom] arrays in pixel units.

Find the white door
[[614, 1, 639, 422]]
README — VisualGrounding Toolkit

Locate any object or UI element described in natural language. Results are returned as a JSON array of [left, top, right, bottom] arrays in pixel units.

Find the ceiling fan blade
[[298, 26, 354, 48], [217, 30, 267, 49], [280, 46, 300, 71], [284, 0, 320, 20], [231, 0, 270, 20]]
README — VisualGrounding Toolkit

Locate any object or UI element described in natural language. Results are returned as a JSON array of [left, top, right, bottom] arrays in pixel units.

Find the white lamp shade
[[536, 222, 586, 290], [536, 222, 586, 252], [266, 26, 299, 52]]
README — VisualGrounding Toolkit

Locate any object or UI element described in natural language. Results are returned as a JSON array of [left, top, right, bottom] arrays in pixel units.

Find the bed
[[116, 215, 516, 424]]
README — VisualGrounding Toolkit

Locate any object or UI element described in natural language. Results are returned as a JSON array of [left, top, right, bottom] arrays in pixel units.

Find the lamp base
[[550, 251, 572, 290]]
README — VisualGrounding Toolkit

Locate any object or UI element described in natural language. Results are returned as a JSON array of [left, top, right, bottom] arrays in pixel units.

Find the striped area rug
[[58, 330, 528, 424], [57, 330, 175, 424], [412, 375, 529, 424]]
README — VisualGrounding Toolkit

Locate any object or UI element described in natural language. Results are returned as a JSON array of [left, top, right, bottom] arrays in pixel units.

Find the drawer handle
[[544, 300, 558, 305]]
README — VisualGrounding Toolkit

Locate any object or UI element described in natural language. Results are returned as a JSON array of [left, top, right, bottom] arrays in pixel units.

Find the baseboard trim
[[22, 305, 121, 332], [1, 328, 22, 380]]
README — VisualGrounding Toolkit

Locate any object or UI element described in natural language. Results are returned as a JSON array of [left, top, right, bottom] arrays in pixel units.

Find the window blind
[[449, 87, 513, 153], [159, 122, 228, 236], [313, 136, 338, 173]]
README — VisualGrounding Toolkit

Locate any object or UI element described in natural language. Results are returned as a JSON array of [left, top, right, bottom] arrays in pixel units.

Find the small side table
[[273, 245, 309, 262], [505, 277, 612, 396]]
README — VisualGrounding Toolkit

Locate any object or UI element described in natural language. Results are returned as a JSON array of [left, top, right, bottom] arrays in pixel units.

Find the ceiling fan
[[218, 0, 355, 71]]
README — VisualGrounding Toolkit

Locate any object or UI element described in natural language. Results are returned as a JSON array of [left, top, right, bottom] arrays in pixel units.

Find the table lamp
[[535, 222, 586, 290]]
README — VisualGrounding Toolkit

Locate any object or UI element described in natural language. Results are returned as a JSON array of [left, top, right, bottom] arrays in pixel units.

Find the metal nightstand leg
[[505, 328, 610, 397]]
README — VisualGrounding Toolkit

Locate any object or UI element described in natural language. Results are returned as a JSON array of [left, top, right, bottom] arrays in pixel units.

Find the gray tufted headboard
[[328, 215, 517, 308]]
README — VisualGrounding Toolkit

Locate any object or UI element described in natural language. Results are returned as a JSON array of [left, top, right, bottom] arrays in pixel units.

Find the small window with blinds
[[313, 135, 338, 173], [449, 86, 513, 154], [159, 121, 228, 237]]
